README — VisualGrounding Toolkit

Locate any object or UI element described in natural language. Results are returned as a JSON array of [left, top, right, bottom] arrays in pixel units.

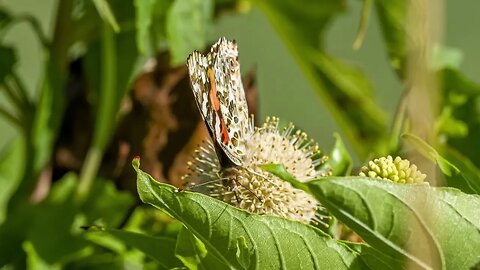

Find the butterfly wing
[[187, 38, 250, 166]]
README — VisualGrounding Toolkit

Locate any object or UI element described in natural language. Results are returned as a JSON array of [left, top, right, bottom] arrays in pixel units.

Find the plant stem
[[76, 147, 102, 203], [353, 0, 373, 50], [76, 23, 117, 203]]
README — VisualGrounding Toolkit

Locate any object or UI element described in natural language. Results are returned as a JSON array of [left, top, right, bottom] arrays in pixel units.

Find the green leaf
[[440, 68, 480, 168], [27, 174, 91, 265], [402, 133, 459, 176], [306, 177, 480, 269], [0, 138, 24, 225], [350, 243, 404, 270], [435, 106, 468, 138], [0, 8, 13, 32], [134, 0, 157, 54], [0, 45, 16, 83], [90, 228, 182, 269], [442, 147, 480, 194], [255, 0, 389, 158], [81, 180, 135, 227], [374, 0, 407, 77], [0, 199, 33, 265], [83, 28, 140, 152], [123, 206, 183, 239], [175, 226, 224, 269], [260, 163, 308, 191], [32, 60, 66, 178], [430, 45, 463, 70], [263, 164, 480, 268], [324, 133, 352, 176], [166, 0, 213, 65], [92, 0, 120, 32], [78, 24, 140, 201], [23, 241, 61, 270], [133, 158, 365, 269]]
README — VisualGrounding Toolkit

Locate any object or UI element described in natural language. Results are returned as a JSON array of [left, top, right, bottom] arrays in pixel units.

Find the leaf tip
[[132, 156, 141, 171]]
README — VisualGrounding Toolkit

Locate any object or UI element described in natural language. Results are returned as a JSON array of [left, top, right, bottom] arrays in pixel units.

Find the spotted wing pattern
[[187, 37, 250, 166]]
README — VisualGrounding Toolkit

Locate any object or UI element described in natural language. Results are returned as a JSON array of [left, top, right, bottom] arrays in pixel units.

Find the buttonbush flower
[[359, 155, 427, 184], [184, 117, 331, 224]]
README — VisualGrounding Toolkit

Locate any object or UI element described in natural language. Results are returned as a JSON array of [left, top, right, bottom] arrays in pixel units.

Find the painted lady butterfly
[[187, 37, 252, 168]]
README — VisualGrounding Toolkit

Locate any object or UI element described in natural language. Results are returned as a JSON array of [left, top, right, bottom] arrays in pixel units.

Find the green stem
[[353, 0, 373, 50], [76, 23, 116, 203], [76, 147, 102, 203], [389, 87, 409, 151]]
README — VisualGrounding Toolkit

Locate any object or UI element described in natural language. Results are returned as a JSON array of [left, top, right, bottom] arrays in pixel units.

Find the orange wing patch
[[208, 68, 220, 111], [208, 67, 230, 145]]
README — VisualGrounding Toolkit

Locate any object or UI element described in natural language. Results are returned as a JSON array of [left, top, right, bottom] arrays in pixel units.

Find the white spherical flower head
[[184, 117, 331, 224]]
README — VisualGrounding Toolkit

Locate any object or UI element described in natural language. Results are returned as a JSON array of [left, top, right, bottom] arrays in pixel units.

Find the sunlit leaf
[[306, 177, 480, 269], [133, 158, 366, 269], [442, 147, 480, 194], [264, 164, 480, 269], [402, 133, 459, 176], [431, 45, 463, 70], [92, 0, 120, 32]]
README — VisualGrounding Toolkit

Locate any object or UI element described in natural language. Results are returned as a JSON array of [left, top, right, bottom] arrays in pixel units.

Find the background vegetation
[[0, 0, 479, 269]]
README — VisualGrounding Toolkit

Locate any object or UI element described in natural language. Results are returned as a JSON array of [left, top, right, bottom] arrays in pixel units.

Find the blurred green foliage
[[0, 0, 479, 268]]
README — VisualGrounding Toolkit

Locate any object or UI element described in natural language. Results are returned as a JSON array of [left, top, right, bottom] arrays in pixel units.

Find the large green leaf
[[133, 158, 367, 269], [166, 0, 213, 66], [264, 164, 480, 269], [308, 178, 480, 269], [253, 0, 389, 158]]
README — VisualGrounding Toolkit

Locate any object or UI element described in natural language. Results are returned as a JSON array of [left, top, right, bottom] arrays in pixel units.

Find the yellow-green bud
[[359, 156, 426, 183]]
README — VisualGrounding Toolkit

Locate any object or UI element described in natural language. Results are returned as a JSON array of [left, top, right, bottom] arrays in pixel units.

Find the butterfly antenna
[[182, 177, 230, 191]]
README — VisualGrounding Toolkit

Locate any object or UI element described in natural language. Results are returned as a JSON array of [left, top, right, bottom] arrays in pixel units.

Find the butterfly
[[186, 37, 252, 169]]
